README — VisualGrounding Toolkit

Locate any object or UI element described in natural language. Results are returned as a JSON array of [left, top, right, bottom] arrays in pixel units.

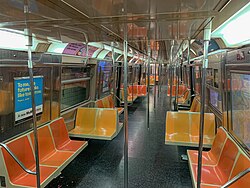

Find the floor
[[46, 87, 193, 188]]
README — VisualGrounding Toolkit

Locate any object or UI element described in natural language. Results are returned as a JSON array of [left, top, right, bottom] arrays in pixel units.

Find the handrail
[[111, 92, 123, 103], [221, 168, 250, 188], [0, 143, 36, 175]]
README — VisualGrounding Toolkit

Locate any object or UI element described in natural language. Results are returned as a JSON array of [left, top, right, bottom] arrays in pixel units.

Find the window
[[61, 66, 90, 111], [230, 73, 250, 149]]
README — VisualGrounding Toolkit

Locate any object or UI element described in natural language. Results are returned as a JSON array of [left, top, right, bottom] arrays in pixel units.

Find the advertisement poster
[[62, 43, 98, 57], [14, 76, 43, 121]]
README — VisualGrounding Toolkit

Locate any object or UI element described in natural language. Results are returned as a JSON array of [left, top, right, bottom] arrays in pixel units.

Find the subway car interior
[[0, 0, 250, 188]]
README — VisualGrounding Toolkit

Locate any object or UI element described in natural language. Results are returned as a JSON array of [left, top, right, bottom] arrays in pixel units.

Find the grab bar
[[0, 143, 36, 175], [221, 168, 250, 188]]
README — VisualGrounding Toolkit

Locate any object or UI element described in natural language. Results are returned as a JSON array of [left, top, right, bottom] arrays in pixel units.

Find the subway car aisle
[[46, 87, 192, 188]]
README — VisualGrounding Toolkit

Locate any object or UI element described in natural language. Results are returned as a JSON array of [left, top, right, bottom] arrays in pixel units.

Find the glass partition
[[194, 66, 201, 94], [209, 88, 222, 112], [230, 72, 250, 149]]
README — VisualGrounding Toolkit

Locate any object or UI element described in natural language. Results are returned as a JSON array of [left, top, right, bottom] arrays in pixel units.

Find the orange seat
[[50, 118, 88, 152], [90, 109, 117, 138], [229, 154, 250, 188], [102, 97, 110, 108], [188, 128, 250, 188], [165, 112, 215, 147], [137, 85, 147, 96], [30, 126, 74, 167], [188, 128, 227, 165], [190, 139, 239, 185], [95, 94, 124, 115], [177, 90, 190, 104], [1, 136, 58, 188], [69, 108, 122, 140], [168, 85, 187, 97], [190, 97, 201, 112], [96, 100, 104, 108], [69, 108, 97, 135], [107, 95, 115, 108], [120, 88, 137, 103]]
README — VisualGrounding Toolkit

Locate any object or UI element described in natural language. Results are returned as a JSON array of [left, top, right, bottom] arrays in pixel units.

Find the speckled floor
[[46, 87, 193, 188]]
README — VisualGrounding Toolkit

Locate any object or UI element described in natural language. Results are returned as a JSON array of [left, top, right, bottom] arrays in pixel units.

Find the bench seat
[[165, 112, 215, 147], [0, 136, 58, 188], [30, 126, 74, 167], [168, 85, 187, 96], [187, 127, 250, 188], [50, 118, 88, 152], [69, 108, 122, 140], [95, 94, 124, 115], [0, 118, 87, 188]]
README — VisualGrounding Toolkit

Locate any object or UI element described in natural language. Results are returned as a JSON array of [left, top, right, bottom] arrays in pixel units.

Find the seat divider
[[228, 152, 241, 180]]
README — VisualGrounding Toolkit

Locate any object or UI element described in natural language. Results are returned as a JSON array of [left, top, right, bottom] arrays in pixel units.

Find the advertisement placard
[[14, 76, 43, 121]]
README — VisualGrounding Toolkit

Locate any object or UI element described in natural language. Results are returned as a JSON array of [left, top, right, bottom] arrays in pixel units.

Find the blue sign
[[14, 76, 43, 121]]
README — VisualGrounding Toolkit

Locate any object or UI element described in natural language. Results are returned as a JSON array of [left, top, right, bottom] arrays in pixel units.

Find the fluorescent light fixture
[[212, 2, 250, 47], [47, 43, 68, 53], [190, 48, 197, 56], [0, 28, 41, 51]]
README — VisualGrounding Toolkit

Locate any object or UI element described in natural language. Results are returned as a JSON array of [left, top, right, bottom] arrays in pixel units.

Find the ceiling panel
[[0, 0, 227, 60]]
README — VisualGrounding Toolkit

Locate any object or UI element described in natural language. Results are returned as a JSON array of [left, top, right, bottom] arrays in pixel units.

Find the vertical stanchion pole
[[197, 20, 212, 188], [27, 30, 41, 188], [175, 62, 179, 110], [123, 1, 129, 187], [158, 62, 161, 97], [154, 61, 157, 108], [169, 40, 174, 111], [147, 40, 151, 130], [24, 1, 40, 187], [111, 42, 116, 103]]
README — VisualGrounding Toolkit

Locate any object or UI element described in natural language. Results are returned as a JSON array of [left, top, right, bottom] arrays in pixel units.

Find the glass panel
[[61, 66, 90, 111], [231, 73, 250, 149], [61, 80, 90, 110], [214, 69, 219, 88], [209, 88, 222, 112], [194, 66, 201, 94], [206, 68, 213, 86]]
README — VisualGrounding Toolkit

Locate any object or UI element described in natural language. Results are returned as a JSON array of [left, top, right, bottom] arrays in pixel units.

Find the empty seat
[[96, 100, 104, 108], [229, 154, 250, 188], [137, 85, 147, 96], [168, 85, 187, 96], [177, 89, 190, 104], [69, 108, 122, 140], [50, 118, 88, 152], [90, 109, 117, 139], [190, 97, 201, 112], [30, 126, 74, 167], [178, 96, 201, 112], [95, 94, 124, 115], [165, 112, 215, 147], [0, 136, 58, 188], [190, 139, 239, 186], [188, 127, 250, 188], [120, 88, 137, 103], [188, 128, 227, 165], [69, 108, 97, 136]]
